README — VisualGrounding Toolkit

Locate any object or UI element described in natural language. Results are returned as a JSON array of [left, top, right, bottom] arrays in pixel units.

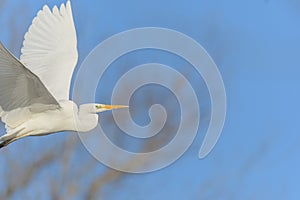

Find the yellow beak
[[103, 105, 129, 110]]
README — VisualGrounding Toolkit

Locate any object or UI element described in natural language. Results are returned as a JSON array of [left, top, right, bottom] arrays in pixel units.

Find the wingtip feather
[[60, 3, 66, 15], [52, 5, 59, 15]]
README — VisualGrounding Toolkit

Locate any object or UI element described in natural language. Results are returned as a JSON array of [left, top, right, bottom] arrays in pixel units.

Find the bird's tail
[[0, 134, 28, 149], [0, 125, 28, 148], [0, 139, 11, 149], [0, 141, 5, 149]]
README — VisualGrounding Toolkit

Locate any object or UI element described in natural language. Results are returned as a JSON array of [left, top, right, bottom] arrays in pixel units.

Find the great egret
[[0, 1, 128, 148]]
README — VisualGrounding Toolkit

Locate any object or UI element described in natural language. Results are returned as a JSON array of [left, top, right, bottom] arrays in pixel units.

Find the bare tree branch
[[1, 148, 60, 199]]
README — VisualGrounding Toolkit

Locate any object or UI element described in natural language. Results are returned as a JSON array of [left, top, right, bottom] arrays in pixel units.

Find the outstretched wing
[[20, 1, 78, 101], [0, 42, 60, 113]]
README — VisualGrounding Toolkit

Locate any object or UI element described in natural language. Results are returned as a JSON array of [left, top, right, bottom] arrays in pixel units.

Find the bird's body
[[0, 1, 127, 148], [1, 101, 100, 141]]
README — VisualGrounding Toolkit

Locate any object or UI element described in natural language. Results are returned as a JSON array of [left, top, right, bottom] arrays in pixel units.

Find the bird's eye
[[95, 105, 103, 109]]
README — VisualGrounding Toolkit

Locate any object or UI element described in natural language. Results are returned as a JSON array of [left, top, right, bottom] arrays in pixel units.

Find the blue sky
[[0, 0, 300, 199]]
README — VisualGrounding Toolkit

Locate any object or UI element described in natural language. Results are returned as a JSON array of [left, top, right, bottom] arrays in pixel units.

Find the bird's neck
[[75, 107, 98, 132]]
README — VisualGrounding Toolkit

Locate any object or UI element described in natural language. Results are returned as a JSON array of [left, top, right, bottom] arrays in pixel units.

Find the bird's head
[[79, 103, 128, 114], [95, 104, 128, 113]]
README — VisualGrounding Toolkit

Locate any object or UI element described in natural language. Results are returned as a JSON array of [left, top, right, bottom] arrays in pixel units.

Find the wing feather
[[20, 1, 78, 101], [0, 42, 60, 113]]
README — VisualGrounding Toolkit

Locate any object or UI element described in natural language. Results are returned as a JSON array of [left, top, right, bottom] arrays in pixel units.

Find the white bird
[[0, 1, 128, 148]]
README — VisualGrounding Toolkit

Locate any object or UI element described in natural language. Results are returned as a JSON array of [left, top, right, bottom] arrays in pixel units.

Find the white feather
[[20, 1, 78, 101]]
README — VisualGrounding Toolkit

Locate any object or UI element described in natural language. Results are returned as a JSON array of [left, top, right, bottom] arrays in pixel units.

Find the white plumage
[[21, 1, 78, 101], [0, 1, 128, 148]]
